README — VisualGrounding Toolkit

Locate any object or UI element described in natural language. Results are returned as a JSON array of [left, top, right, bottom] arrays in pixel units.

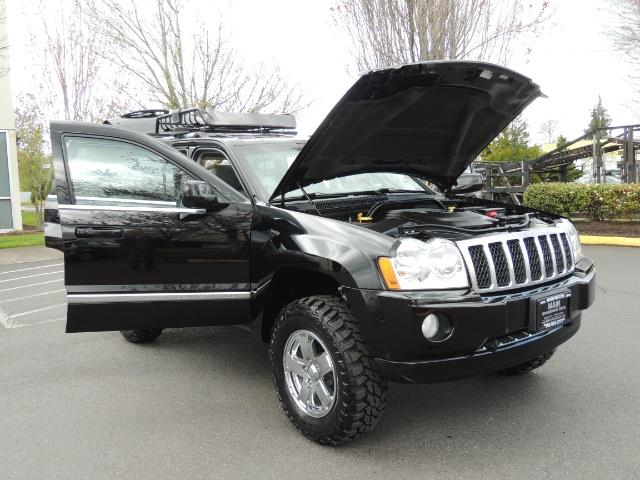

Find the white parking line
[[10, 317, 65, 329], [0, 263, 63, 275], [9, 303, 67, 319], [0, 270, 64, 284], [0, 289, 66, 304], [0, 307, 65, 329], [0, 279, 63, 293]]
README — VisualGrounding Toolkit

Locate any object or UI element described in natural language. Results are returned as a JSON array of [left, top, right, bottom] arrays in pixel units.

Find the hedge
[[523, 183, 640, 221]]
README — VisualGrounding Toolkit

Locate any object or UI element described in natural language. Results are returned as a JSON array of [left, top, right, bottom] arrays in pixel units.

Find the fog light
[[422, 313, 440, 340]]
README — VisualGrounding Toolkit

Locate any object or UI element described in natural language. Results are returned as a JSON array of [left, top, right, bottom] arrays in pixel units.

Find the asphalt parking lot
[[1, 245, 639, 480]]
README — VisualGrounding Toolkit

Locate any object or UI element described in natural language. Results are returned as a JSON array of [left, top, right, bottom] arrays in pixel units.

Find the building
[[0, 0, 22, 231]]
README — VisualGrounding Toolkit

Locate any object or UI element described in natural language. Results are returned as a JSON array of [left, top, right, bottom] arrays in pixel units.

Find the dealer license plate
[[536, 291, 570, 331]]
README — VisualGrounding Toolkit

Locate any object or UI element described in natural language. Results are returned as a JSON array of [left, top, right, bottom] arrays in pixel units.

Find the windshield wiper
[[327, 188, 428, 196], [373, 188, 426, 194], [280, 188, 426, 204], [282, 192, 362, 202]]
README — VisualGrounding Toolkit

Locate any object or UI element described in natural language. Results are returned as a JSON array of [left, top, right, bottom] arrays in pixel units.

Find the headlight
[[563, 220, 582, 263], [378, 238, 469, 290]]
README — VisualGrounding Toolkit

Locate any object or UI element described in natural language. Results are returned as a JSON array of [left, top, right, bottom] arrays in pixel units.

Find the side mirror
[[449, 173, 484, 195], [180, 181, 227, 211]]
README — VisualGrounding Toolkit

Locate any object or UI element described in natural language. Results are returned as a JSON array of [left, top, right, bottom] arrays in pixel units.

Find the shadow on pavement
[[144, 325, 565, 457]]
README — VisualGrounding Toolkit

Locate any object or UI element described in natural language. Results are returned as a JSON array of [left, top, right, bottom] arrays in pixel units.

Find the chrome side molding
[[67, 291, 250, 304], [58, 204, 205, 215]]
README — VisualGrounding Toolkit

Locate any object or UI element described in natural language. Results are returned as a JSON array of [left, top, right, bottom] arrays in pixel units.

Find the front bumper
[[343, 259, 596, 383], [374, 317, 581, 383]]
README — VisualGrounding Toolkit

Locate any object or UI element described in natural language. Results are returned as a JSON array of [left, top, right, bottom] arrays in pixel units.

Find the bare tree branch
[[0, 1, 9, 77], [332, 0, 550, 71], [609, 0, 640, 98], [36, 0, 109, 121], [85, 0, 305, 114], [16, 0, 139, 123], [538, 119, 559, 144], [0, 2, 6, 49]]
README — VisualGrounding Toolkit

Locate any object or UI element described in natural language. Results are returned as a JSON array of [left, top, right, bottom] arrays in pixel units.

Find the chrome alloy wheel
[[283, 329, 337, 418]]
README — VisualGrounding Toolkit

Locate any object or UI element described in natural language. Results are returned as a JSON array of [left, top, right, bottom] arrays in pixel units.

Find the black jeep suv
[[45, 61, 595, 445]]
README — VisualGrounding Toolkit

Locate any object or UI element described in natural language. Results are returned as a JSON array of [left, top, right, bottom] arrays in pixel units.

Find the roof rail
[[105, 107, 297, 136]]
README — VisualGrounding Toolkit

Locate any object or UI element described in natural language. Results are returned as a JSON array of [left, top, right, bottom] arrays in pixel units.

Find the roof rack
[[121, 109, 170, 119], [105, 107, 297, 136], [156, 108, 207, 133]]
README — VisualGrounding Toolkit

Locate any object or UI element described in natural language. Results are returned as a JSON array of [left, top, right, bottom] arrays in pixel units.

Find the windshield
[[233, 142, 431, 199]]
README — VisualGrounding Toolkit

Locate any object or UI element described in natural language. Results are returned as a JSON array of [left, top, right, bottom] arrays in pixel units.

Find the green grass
[[0, 232, 45, 249], [0, 210, 46, 248], [21, 211, 39, 229]]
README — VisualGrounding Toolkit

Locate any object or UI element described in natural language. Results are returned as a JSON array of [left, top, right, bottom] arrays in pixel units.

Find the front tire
[[269, 295, 387, 445], [498, 348, 556, 375], [120, 329, 163, 343]]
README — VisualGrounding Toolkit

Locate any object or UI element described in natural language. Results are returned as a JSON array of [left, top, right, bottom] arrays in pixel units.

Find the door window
[[198, 151, 247, 197], [64, 136, 194, 206]]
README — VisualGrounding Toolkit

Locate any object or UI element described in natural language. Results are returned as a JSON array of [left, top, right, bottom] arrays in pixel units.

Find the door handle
[[75, 227, 125, 239]]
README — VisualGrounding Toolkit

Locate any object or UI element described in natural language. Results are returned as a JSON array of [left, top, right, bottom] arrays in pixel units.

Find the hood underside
[[270, 61, 542, 201]]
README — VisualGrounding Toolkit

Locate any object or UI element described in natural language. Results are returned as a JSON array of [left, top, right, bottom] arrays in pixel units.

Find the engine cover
[[364, 208, 499, 239], [384, 209, 497, 228]]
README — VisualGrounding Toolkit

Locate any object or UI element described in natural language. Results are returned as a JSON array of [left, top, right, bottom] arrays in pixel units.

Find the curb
[[579, 235, 640, 247]]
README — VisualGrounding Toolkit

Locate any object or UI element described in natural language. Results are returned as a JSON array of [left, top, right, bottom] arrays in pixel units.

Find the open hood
[[270, 61, 542, 201]]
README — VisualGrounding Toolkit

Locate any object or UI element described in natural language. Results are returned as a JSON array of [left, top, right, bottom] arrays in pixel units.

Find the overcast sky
[[6, 0, 637, 144]]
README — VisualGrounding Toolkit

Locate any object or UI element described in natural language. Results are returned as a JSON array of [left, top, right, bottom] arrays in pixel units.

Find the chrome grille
[[488, 242, 510, 286], [522, 237, 542, 281], [468, 245, 491, 288], [539, 235, 554, 277], [458, 225, 575, 293], [507, 239, 527, 284], [560, 233, 573, 269], [550, 234, 565, 272]]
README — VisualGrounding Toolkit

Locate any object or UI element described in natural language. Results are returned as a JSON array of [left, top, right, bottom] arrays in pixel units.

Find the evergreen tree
[[556, 134, 568, 148], [586, 95, 611, 138]]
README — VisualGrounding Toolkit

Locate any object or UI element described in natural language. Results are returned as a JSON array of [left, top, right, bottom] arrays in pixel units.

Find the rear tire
[[269, 295, 387, 445], [498, 348, 556, 375], [120, 329, 163, 343]]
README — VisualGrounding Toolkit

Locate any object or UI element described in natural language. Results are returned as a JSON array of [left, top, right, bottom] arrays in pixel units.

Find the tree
[[539, 119, 559, 144], [609, 0, 640, 100], [15, 96, 52, 227], [332, 0, 550, 71], [556, 134, 568, 148], [0, 1, 5, 49], [85, 0, 304, 113], [585, 95, 612, 138], [482, 117, 542, 163], [36, 0, 106, 121], [0, 0, 9, 77]]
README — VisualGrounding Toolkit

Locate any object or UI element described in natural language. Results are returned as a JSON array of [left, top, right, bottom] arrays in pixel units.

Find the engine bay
[[286, 194, 559, 241]]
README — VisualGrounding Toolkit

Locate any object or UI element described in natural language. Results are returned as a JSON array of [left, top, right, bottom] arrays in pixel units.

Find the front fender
[[251, 205, 395, 289]]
